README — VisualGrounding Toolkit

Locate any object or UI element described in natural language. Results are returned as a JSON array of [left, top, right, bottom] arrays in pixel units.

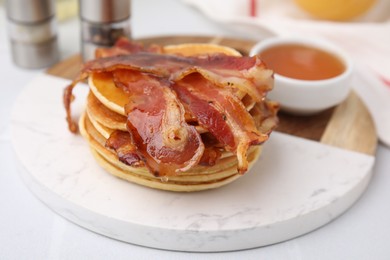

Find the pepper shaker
[[79, 0, 132, 61], [6, 0, 59, 69]]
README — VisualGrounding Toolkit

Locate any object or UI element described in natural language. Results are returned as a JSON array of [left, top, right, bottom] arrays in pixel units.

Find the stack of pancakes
[[78, 43, 276, 192]]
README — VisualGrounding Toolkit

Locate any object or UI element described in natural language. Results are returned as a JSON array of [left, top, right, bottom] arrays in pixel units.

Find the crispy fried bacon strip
[[80, 52, 272, 101], [106, 130, 142, 167], [112, 69, 204, 176], [173, 74, 269, 173], [171, 54, 273, 102], [95, 37, 163, 58], [64, 52, 272, 133], [64, 79, 81, 133]]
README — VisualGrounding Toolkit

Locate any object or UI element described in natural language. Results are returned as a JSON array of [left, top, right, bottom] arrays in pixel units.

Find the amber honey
[[259, 44, 345, 80]]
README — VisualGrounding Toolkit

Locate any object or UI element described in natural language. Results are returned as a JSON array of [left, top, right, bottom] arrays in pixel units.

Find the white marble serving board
[[11, 74, 375, 252]]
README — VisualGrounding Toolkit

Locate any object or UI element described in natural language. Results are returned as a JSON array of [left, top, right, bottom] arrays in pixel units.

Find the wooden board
[[46, 35, 377, 156]]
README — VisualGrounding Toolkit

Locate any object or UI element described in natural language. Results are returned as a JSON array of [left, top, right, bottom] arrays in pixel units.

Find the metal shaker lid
[[80, 0, 131, 23], [6, 0, 55, 23]]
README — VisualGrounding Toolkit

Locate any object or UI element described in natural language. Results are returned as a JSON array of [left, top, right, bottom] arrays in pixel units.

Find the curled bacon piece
[[173, 74, 268, 173], [113, 69, 204, 176], [106, 130, 142, 167]]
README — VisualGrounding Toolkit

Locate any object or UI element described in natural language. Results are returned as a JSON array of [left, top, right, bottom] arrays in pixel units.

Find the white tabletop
[[1, 0, 390, 259]]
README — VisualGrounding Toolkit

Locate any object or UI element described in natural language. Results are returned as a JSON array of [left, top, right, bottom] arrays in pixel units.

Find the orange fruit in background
[[294, 0, 377, 21]]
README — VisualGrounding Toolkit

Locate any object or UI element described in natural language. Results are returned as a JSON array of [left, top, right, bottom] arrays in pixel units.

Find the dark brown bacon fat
[[64, 39, 276, 176]]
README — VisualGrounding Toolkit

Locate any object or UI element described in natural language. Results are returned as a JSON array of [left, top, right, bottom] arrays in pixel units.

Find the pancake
[[90, 148, 242, 192], [80, 111, 260, 175], [89, 72, 127, 116], [86, 91, 127, 131], [79, 111, 261, 191], [69, 40, 277, 192], [163, 43, 242, 57]]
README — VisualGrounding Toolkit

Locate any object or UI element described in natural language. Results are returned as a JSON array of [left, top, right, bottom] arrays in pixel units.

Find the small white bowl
[[250, 37, 353, 115]]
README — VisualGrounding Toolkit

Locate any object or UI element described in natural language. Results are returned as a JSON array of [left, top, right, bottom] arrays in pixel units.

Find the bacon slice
[[112, 69, 204, 176], [173, 74, 268, 173], [106, 130, 142, 167], [250, 100, 280, 135], [64, 53, 272, 133], [95, 47, 131, 58], [171, 54, 273, 102], [81, 52, 272, 101], [198, 147, 222, 166], [95, 37, 162, 58]]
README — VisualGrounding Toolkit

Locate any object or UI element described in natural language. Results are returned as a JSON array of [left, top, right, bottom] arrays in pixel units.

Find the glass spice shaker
[[79, 0, 132, 61], [5, 0, 59, 69]]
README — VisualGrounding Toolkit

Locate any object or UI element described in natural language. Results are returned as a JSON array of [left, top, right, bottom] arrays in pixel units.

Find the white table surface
[[1, 0, 389, 259]]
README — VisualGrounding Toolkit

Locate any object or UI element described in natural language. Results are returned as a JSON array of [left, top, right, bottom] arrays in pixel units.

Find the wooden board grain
[[47, 35, 377, 156]]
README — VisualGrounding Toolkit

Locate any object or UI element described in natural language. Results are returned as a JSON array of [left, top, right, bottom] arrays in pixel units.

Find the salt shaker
[[79, 0, 132, 61], [6, 0, 59, 69]]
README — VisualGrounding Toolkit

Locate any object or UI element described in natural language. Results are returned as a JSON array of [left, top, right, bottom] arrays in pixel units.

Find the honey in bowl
[[249, 37, 353, 114], [259, 44, 346, 80]]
